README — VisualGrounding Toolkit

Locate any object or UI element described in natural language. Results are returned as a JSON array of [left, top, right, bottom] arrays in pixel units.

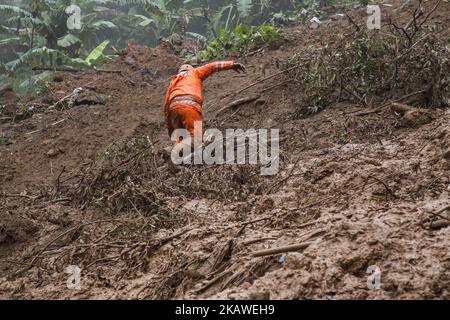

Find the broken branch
[[236, 64, 300, 94], [215, 95, 260, 117], [425, 205, 450, 222], [350, 90, 426, 116], [252, 241, 313, 257]]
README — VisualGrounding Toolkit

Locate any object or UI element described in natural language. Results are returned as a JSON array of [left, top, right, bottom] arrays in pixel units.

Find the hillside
[[0, 0, 449, 299]]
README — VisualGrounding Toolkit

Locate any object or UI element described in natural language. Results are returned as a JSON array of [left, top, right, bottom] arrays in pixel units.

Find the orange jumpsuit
[[164, 61, 236, 141]]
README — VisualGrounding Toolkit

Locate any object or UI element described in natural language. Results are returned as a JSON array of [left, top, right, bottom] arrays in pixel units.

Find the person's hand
[[232, 63, 246, 73]]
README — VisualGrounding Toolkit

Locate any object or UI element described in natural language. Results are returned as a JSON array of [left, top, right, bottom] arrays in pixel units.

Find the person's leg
[[168, 106, 203, 141], [167, 108, 186, 143], [164, 106, 200, 168], [164, 109, 187, 172], [177, 108, 204, 165], [180, 108, 203, 139]]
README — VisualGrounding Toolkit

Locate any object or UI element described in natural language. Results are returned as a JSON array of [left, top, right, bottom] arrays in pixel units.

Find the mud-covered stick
[[252, 241, 313, 257], [215, 95, 260, 117], [430, 220, 450, 230], [424, 205, 450, 222], [236, 64, 300, 94]]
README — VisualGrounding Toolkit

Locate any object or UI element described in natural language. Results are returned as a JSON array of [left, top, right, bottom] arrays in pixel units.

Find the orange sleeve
[[195, 61, 235, 80]]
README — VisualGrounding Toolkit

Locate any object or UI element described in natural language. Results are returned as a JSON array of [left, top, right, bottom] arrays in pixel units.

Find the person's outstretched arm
[[195, 61, 245, 80]]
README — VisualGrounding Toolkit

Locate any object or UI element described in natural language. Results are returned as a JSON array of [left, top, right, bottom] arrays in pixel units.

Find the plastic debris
[[279, 253, 288, 263]]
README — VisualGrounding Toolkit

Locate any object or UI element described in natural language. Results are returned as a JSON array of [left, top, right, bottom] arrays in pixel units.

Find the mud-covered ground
[[0, 0, 449, 299]]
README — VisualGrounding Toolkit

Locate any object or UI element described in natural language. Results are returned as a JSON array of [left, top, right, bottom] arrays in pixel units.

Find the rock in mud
[[47, 148, 64, 157], [75, 93, 109, 106], [124, 57, 136, 66]]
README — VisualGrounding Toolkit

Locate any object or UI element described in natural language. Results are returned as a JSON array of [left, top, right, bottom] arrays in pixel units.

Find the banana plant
[[84, 39, 112, 66]]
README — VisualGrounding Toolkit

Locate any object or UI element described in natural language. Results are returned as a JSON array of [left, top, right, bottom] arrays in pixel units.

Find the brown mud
[[0, 0, 449, 299]]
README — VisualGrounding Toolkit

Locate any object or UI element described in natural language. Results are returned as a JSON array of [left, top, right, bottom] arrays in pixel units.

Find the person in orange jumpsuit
[[163, 61, 245, 143]]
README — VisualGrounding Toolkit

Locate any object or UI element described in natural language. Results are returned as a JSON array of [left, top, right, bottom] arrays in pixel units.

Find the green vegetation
[[195, 24, 279, 61], [0, 0, 364, 94], [287, 20, 449, 116]]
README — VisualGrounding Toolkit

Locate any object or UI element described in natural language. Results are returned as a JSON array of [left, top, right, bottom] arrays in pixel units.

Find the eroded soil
[[0, 0, 449, 299]]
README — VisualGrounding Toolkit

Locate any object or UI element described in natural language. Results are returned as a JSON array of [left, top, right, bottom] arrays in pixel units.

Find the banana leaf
[[85, 40, 110, 66], [57, 33, 81, 48]]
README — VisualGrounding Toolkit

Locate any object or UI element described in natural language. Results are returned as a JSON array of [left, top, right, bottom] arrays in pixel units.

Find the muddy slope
[[0, 0, 449, 299]]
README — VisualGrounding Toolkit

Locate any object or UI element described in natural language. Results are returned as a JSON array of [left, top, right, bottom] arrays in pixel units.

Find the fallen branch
[[366, 175, 397, 200], [215, 95, 260, 117], [225, 216, 272, 235], [430, 220, 450, 230], [0, 192, 39, 200], [252, 241, 313, 257], [194, 268, 233, 294], [32, 66, 121, 73], [236, 64, 300, 94], [218, 107, 241, 125], [425, 205, 450, 222], [49, 81, 94, 110], [114, 144, 153, 168], [245, 45, 269, 57], [25, 129, 40, 135], [343, 86, 366, 106], [26, 218, 123, 269], [349, 89, 426, 116], [344, 10, 360, 32], [156, 226, 194, 245], [390, 102, 417, 114], [50, 90, 81, 110], [265, 157, 302, 195], [418, 0, 441, 29], [260, 79, 292, 93], [50, 119, 66, 126], [25, 118, 67, 135], [241, 237, 277, 246], [403, 0, 423, 30], [235, 216, 272, 230]]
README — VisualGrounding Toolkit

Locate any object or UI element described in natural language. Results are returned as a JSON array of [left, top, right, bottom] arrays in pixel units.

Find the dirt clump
[[0, 212, 37, 245]]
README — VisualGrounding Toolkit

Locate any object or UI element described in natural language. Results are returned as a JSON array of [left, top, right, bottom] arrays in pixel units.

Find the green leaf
[[64, 57, 90, 69], [18, 71, 51, 90], [85, 40, 110, 66], [5, 47, 59, 72], [186, 32, 206, 42], [57, 33, 81, 48], [0, 5, 32, 17], [118, 0, 164, 17], [236, 0, 252, 18], [92, 0, 116, 4], [93, 6, 111, 12], [186, 7, 204, 17], [0, 62, 7, 74], [0, 37, 23, 47], [165, 0, 184, 11], [92, 20, 118, 30], [132, 14, 155, 27], [213, 4, 233, 32]]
